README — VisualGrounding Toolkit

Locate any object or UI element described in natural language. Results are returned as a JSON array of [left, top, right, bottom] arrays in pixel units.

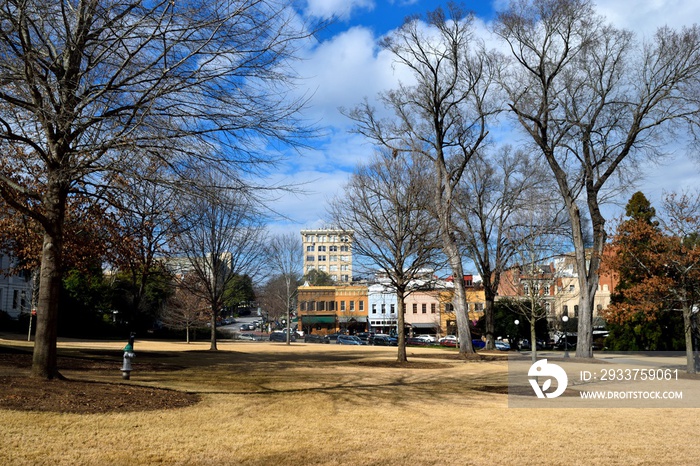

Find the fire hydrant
[[121, 334, 136, 380]]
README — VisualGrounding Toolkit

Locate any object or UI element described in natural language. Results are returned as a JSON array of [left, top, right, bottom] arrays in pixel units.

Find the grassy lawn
[[1, 337, 699, 465]]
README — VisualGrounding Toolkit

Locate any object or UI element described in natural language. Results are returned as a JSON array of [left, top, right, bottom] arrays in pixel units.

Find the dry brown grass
[[1, 337, 699, 465]]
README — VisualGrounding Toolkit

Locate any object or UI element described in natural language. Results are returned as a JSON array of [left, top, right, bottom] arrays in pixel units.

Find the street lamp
[[514, 319, 520, 351], [562, 315, 570, 358]]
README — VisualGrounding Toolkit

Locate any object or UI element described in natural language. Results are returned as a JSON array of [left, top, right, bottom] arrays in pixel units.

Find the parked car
[[494, 340, 511, 351], [304, 333, 330, 344], [369, 334, 397, 346], [413, 334, 437, 344], [356, 332, 374, 343], [270, 331, 296, 342], [439, 335, 459, 347], [337, 334, 362, 345], [240, 323, 255, 331], [406, 336, 430, 346], [238, 333, 260, 341], [326, 332, 343, 342]]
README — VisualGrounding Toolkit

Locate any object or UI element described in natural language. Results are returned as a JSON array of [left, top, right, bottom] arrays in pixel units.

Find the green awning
[[301, 315, 336, 324]]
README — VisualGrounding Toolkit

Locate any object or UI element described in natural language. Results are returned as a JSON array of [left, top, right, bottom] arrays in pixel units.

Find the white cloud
[[303, 0, 375, 21], [298, 26, 405, 128], [596, 0, 700, 36]]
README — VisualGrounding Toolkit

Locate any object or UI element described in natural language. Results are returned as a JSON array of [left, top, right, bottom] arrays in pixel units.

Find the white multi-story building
[[367, 282, 398, 333], [0, 251, 34, 319], [301, 228, 354, 282]]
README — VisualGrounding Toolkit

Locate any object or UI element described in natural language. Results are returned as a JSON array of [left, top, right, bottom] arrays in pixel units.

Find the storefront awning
[[411, 323, 439, 329], [301, 315, 336, 324], [338, 316, 368, 323]]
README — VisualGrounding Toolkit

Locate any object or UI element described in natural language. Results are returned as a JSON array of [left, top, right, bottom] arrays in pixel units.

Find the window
[[569, 284, 575, 292], [340, 245, 349, 252], [445, 303, 454, 313], [475, 303, 483, 312], [12, 290, 18, 309], [330, 265, 338, 272], [329, 255, 338, 262], [413, 303, 418, 314], [372, 304, 377, 314], [563, 305, 569, 316], [340, 255, 349, 262], [340, 301, 346, 311], [341, 274, 349, 282], [359, 301, 364, 311], [329, 301, 336, 311], [329, 246, 338, 252], [318, 245, 326, 252], [318, 255, 326, 261], [431, 303, 436, 314], [381, 304, 386, 314], [300, 302, 307, 311], [574, 305, 579, 317], [390, 304, 395, 314], [350, 301, 355, 311], [422, 303, 427, 314], [340, 265, 349, 271], [309, 301, 316, 311], [306, 245, 314, 252], [318, 301, 326, 311], [306, 255, 315, 262], [318, 265, 326, 271]]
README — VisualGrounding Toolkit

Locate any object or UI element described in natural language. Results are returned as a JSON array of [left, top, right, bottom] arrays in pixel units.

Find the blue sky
[[266, 0, 700, 238]]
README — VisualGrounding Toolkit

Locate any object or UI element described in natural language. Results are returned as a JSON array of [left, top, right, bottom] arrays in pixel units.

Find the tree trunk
[[530, 316, 537, 364], [442, 235, 474, 355], [683, 305, 696, 374], [483, 287, 496, 350], [396, 290, 407, 363], [210, 306, 218, 351], [31, 182, 67, 379]]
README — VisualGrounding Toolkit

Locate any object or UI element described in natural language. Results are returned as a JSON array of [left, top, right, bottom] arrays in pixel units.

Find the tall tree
[[329, 151, 442, 362], [454, 145, 558, 349], [173, 179, 267, 351], [602, 192, 683, 351], [107, 161, 180, 331], [0, 0, 316, 378], [603, 191, 700, 372], [266, 233, 302, 344], [345, 5, 501, 355], [495, 0, 700, 357]]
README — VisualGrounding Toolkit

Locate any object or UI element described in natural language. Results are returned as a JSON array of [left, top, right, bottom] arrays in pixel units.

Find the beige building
[[301, 228, 354, 282]]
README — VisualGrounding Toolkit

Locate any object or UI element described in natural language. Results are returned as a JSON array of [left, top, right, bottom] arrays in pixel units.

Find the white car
[[415, 334, 437, 344], [438, 335, 459, 346]]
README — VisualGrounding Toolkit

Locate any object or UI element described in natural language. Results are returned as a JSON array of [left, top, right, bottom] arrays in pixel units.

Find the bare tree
[[0, 0, 316, 378], [455, 145, 555, 349], [329, 151, 442, 362], [501, 195, 569, 362], [108, 160, 180, 329], [161, 276, 209, 344], [345, 5, 501, 355], [266, 233, 302, 344], [495, 0, 700, 357], [173, 178, 267, 351]]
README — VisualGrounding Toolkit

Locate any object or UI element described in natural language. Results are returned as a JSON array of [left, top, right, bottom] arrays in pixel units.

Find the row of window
[[306, 245, 350, 252], [300, 301, 365, 312], [308, 264, 350, 271], [304, 235, 351, 243], [305, 255, 350, 262]]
